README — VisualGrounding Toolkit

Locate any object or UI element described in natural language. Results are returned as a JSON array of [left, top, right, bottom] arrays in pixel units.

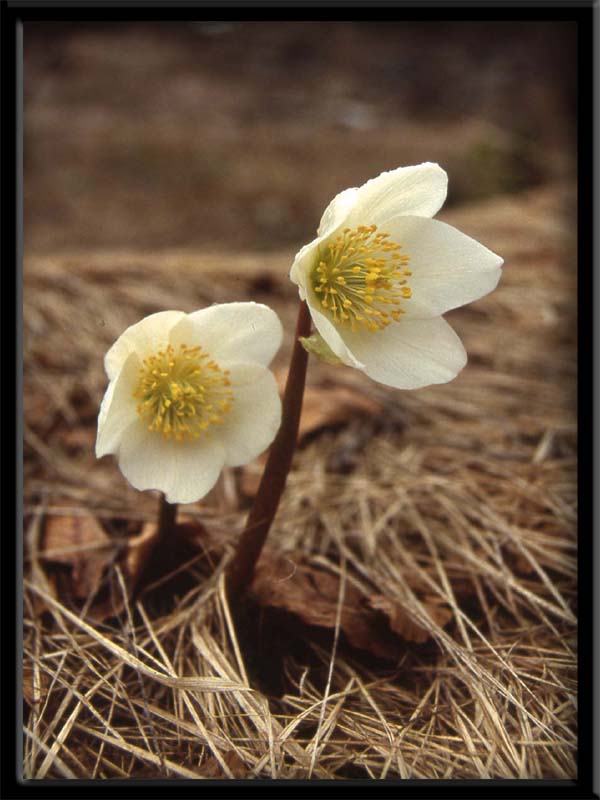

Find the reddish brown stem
[[157, 493, 177, 542], [226, 300, 311, 604]]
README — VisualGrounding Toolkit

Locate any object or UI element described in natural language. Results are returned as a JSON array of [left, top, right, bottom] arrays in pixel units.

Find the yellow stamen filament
[[310, 224, 412, 332], [134, 344, 233, 441]]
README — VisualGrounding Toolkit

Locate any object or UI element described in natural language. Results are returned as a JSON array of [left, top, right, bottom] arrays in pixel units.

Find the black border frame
[[2, 3, 595, 798]]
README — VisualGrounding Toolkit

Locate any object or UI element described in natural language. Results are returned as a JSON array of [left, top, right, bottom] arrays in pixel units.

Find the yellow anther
[[133, 343, 233, 442], [310, 224, 411, 333]]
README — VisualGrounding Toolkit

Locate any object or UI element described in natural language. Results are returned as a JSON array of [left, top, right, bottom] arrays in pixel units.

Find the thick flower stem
[[157, 493, 177, 542], [226, 300, 311, 605]]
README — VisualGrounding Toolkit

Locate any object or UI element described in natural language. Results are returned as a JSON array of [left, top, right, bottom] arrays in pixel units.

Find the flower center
[[311, 224, 412, 332], [134, 344, 233, 441]]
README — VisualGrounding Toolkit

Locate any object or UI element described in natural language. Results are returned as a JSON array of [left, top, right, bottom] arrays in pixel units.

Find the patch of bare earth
[[23, 184, 576, 778]]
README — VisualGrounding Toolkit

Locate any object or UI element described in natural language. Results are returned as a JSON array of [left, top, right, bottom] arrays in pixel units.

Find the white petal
[[217, 363, 282, 467], [305, 294, 364, 369], [171, 302, 282, 368], [96, 352, 140, 457], [105, 310, 185, 380], [289, 238, 320, 292], [317, 186, 359, 238], [295, 165, 446, 290], [291, 189, 361, 291], [385, 216, 503, 318], [116, 421, 227, 504], [345, 163, 448, 229], [340, 316, 467, 389]]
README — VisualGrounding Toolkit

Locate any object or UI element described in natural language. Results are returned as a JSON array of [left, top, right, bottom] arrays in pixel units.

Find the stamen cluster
[[134, 344, 233, 441], [311, 225, 412, 332]]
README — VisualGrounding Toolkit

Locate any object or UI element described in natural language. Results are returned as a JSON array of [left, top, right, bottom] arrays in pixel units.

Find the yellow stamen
[[134, 344, 233, 442], [310, 224, 411, 332]]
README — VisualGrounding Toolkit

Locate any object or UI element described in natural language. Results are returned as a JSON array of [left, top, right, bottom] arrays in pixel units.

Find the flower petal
[[346, 163, 448, 229], [104, 310, 186, 380], [317, 186, 359, 238], [291, 188, 365, 293], [289, 238, 319, 294], [305, 294, 365, 369], [96, 352, 141, 457], [385, 216, 503, 318], [116, 421, 227, 504], [216, 363, 282, 467], [340, 316, 467, 389], [171, 302, 282, 368]]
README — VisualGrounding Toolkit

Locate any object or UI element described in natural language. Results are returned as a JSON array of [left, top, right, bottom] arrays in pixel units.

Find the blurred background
[[24, 20, 576, 254]]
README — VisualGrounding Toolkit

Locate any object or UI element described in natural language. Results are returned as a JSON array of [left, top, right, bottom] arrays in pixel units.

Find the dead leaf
[[275, 371, 382, 441], [122, 514, 209, 593], [514, 554, 536, 574], [202, 750, 247, 778], [240, 457, 266, 497], [42, 513, 114, 598], [251, 550, 404, 660], [76, 522, 162, 623], [88, 519, 212, 621], [26, 513, 60, 617], [58, 426, 96, 453], [504, 543, 536, 575], [124, 522, 160, 587], [39, 510, 213, 622], [368, 593, 453, 644], [23, 664, 49, 710], [240, 374, 383, 496]]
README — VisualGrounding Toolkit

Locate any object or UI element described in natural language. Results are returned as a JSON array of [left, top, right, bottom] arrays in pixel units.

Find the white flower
[[290, 163, 503, 389], [96, 303, 283, 504]]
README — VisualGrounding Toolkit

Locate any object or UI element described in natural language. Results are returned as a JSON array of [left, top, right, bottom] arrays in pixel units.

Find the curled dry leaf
[[123, 522, 161, 588], [202, 750, 248, 779], [368, 593, 453, 645], [23, 664, 49, 710], [87, 519, 213, 621], [503, 542, 537, 575], [39, 512, 211, 622], [42, 513, 114, 598], [58, 426, 96, 453], [275, 369, 382, 441], [64, 521, 164, 622], [251, 550, 431, 660]]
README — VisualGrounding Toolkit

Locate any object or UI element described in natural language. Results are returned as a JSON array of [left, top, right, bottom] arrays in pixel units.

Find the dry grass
[[23, 183, 577, 779]]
